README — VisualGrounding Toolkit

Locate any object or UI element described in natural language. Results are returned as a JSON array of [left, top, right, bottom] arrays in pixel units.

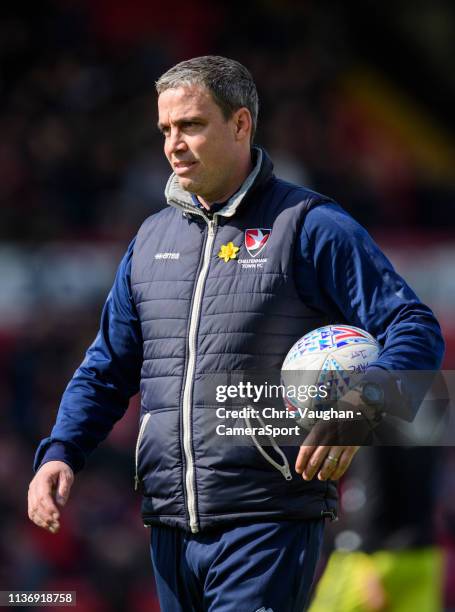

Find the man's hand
[[295, 442, 359, 481], [294, 386, 380, 480], [28, 461, 74, 534]]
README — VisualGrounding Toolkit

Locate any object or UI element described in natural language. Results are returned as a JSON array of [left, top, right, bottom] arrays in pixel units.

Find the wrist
[[355, 381, 385, 427]]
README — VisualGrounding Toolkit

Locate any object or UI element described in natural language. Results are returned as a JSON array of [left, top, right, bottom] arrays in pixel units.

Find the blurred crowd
[[1, 1, 455, 610], [1, 1, 454, 243]]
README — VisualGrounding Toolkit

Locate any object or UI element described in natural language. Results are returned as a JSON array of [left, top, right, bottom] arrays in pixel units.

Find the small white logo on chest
[[154, 252, 180, 260], [238, 257, 267, 270]]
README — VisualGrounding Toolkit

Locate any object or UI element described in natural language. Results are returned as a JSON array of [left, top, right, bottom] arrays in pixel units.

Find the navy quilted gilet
[[131, 149, 338, 532]]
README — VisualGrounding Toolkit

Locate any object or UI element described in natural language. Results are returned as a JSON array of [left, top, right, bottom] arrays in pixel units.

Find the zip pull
[[245, 408, 293, 481], [282, 463, 292, 481]]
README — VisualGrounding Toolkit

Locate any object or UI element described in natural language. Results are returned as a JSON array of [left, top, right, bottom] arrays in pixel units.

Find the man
[[28, 56, 444, 611]]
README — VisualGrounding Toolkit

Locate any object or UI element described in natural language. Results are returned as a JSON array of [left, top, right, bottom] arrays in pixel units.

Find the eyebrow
[[157, 116, 204, 131]]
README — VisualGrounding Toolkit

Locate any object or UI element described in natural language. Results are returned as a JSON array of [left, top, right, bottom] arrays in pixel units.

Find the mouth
[[173, 160, 198, 175]]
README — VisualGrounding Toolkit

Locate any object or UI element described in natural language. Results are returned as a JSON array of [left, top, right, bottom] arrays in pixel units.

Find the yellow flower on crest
[[218, 242, 239, 262]]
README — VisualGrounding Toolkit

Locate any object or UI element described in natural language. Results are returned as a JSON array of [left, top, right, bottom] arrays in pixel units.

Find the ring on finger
[[326, 454, 339, 465]]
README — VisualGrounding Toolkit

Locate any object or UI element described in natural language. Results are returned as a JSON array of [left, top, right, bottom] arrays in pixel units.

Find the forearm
[[34, 238, 142, 473], [298, 203, 445, 419], [34, 369, 135, 473]]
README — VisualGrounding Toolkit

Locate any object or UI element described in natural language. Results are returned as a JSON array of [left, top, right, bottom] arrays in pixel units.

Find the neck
[[197, 154, 253, 210]]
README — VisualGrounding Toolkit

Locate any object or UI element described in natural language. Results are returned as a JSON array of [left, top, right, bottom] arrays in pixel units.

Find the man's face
[[157, 85, 243, 203]]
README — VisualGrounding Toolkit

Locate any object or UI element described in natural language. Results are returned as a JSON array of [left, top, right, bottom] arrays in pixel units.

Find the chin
[[177, 177, 198, 193]]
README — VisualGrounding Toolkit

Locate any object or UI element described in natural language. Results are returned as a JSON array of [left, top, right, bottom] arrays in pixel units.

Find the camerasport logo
[[245, 228, 271, 257]]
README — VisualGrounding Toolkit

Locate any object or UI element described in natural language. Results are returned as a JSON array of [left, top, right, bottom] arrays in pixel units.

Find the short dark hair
[[156, 55, 259, 140]]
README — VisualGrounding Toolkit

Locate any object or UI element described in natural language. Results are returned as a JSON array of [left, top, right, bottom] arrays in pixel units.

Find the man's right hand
[[28, 461, 74, 534]]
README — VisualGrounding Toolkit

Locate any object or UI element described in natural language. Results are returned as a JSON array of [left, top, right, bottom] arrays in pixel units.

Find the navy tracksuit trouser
[[149, 519, 324, 612]]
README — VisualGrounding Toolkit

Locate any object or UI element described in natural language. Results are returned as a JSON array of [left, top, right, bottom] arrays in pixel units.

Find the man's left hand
[[295, 442, 360, 481], [295, 388, 369, 480]]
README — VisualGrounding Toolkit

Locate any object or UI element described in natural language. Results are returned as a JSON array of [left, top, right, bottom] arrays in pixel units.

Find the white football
[[281, 325, 380, 428]]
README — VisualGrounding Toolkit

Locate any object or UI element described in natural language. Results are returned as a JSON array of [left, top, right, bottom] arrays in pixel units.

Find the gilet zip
[[182, 215, 218, 533]]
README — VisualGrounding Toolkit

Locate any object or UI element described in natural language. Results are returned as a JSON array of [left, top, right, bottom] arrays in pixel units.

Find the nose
[[166, 127, 188, 157]]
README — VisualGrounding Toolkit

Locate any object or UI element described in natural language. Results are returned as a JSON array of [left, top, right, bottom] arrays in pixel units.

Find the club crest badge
[[245, 228, 271, 257]]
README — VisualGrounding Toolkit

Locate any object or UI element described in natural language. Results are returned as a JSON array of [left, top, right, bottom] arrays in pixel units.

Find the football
[[281, 325, 380, 428]]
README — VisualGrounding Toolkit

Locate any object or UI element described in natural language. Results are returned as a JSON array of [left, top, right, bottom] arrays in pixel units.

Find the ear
[[233, 108, 252, 142]]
